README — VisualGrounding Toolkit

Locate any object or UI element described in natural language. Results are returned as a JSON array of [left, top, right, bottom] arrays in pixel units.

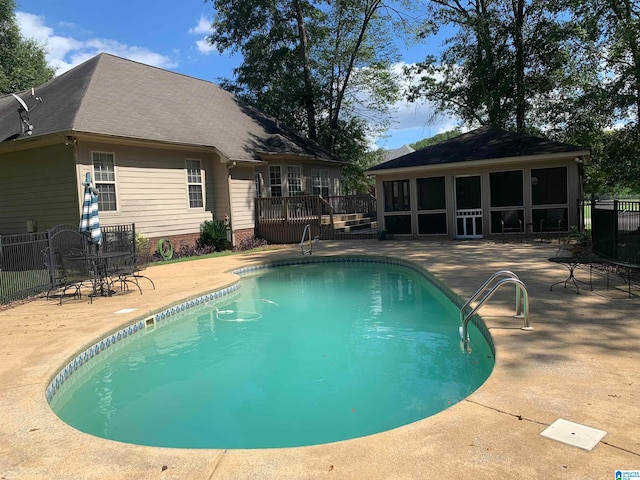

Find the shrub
[[136, 232, 150, 253], [151, 243, 216, 261], [198, 220, 230, 251], [235, 236, 268, 251]]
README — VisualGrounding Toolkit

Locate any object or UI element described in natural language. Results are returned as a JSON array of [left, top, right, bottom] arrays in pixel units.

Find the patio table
[[548, 256, 597, 294], [84, 251, 134, 298]]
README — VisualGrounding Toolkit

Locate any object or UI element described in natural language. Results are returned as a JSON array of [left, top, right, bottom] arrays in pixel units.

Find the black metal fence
[[588, 198, 640, 264], [0, 223, 135, 305], [0, 231, 51, 304]]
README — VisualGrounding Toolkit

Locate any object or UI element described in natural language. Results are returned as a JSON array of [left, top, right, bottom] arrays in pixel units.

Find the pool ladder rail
[[300, 224, 312, 255], [459, 270, 532, 350]]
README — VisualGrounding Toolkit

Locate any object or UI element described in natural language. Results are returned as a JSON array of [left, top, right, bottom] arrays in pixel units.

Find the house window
[[287, 166, 303, 195], [490, 170, 523, 207], [269, 166, 282, 197], [92, 152, 117, 211], [531, 167, 567, 205], [383, 180, 410, 212], [312, 169, 330, 197], [186, 159, 204, 208]]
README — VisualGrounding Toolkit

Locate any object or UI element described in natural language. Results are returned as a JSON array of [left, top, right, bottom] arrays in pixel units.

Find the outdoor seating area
[[44, 223, 154, 304]]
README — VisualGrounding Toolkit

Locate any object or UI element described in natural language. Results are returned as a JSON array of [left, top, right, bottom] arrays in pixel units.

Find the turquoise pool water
[[51, 261, 494, 449]]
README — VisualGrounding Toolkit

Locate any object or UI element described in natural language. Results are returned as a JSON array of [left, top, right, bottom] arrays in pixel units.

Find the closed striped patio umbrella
[[79, 172, 102, 246]]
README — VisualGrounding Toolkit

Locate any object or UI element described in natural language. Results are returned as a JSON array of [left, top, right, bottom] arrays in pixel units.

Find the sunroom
[[367, 127, 590, 240]]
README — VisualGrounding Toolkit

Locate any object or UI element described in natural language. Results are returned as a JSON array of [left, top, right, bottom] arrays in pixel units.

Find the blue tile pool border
[[45, 255, 494, 404]]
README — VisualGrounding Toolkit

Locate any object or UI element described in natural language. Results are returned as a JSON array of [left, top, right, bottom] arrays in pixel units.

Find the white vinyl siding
[[230, 167, 256, 229], [78, 142, 216, 240], [92, 151, 117, 211]]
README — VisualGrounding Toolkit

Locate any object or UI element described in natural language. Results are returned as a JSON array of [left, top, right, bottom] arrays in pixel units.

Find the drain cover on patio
[[540, 419, 606, 451]]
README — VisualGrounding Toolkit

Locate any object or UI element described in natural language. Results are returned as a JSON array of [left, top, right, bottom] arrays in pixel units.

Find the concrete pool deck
[[0, 240, 638, 479]]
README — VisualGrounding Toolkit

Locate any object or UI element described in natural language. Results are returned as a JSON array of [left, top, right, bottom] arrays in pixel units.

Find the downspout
[[65, 134, 81, 221], [226, 161, 237, 247]]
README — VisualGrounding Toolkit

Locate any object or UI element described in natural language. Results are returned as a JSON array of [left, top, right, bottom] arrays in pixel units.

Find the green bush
[[136, 232, 150, 253], [198, 220, 230, 251]]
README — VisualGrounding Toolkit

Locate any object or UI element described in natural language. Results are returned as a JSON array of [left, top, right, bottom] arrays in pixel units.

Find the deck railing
[[255, 194, 376, 244]]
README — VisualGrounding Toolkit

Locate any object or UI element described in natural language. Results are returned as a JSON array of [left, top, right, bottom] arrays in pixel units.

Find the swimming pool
[[48, 258, 494, 449]]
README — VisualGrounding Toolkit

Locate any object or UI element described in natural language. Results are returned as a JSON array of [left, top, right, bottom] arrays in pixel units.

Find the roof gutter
[[365, 149, 592, 176]]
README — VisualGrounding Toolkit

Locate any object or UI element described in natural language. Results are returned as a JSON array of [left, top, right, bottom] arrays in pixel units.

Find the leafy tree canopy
[[410, 129, 462, 150], [0, 0, 55, 94]]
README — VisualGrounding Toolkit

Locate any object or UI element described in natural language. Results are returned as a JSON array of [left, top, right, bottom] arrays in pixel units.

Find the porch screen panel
[[418, 213, 447, 234], [417, 176, 446, 234], [417, 177, 445, 210], [531, 167, 567, 205], [490, 171, 523, 207], [383, 180, 410, 212], [385, 215, 412, 234]]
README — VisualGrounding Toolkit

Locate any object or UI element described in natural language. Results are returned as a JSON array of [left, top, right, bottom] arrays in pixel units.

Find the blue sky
[[15, 0, 459, 149]]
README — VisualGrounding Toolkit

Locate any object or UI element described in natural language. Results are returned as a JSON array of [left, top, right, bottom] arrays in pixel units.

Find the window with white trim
[[287, 165, 302, 195], [269, 165, 282, 197], [92, 152, 117, 211], [312, 169, 329, 197], [186, 159, 204, 208]]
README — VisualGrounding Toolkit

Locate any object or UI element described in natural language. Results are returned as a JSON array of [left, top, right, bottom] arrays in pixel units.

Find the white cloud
[[189, 15, 212, 35], [195, 38, 217, 55], [16, 11, 177, 75], [188, 16, 217, 55], [372, 62, 461, 150]]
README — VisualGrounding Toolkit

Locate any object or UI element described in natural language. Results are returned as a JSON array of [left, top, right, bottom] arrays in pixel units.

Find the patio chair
[[500, 210, 523, 243], [113, 243, 155, 293], [46, 228, 96, 304], [540, 208, 567, 242]]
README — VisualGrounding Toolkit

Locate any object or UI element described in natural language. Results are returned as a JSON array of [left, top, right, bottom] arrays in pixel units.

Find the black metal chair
[[500, 210, 523, 243], [45, 227, 96, 304], [540, 208, 566, 242]]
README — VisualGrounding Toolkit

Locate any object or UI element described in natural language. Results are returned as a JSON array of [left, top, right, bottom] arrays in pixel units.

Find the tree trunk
[[512, 0, 526, 132], [293, 0, 317, 140]]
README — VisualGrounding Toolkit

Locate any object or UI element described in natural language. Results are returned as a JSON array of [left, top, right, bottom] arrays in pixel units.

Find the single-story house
[[0, 53, 344, 247], [366, 127, 590, 240]]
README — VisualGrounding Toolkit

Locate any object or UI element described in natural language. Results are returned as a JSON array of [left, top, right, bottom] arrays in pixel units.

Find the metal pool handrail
[[460, 270, 522, 319], [300, 224, 312, 255], [460, 272, 532, 350]]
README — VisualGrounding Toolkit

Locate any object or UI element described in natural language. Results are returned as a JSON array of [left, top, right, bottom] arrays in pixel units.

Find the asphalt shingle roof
[[0, 53, 341, 163], [368, 126, 587, 171]]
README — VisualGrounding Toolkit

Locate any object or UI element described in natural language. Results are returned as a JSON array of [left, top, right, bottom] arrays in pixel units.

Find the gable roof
[[383, 144, 415, 162], [368, 126, 588, 172], [0, 53, 341, 163]]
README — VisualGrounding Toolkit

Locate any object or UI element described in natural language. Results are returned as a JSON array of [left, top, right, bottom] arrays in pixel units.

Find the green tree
[[410, 129, 462, 150], [0, 0, 54, 94], [407, 0, 586, 133], [207, 0, 412, 182]]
